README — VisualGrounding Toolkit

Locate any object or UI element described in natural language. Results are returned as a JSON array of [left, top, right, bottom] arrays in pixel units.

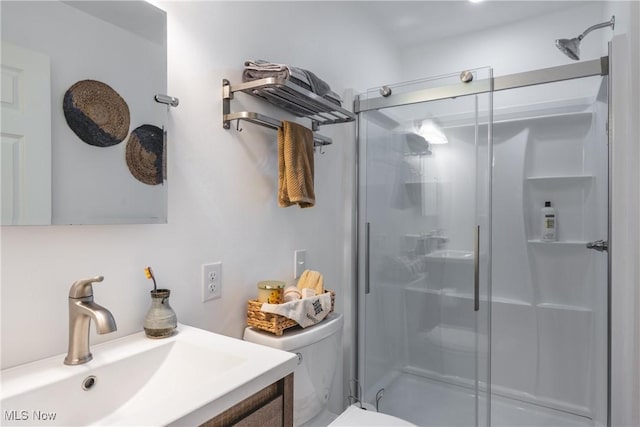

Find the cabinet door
[[200, 374, 293, 427], [234, 397, 283, 427]]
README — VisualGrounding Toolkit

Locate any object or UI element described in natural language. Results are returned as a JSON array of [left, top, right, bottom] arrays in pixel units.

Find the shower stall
[[355, 57, 610, 426]]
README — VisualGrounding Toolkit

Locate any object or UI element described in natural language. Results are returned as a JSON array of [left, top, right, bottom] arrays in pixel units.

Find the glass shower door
[[358, 68, 492, 426]]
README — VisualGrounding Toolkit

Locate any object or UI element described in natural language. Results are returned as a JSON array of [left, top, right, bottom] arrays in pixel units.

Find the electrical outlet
[[202, 262, 222, 302]]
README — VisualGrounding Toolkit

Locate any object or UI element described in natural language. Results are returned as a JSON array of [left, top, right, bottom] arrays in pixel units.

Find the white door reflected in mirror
[[1, 42, 51, 225]]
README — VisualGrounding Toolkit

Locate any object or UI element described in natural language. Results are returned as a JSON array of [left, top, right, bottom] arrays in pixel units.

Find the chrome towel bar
[[154, 94, 179, 107], [222, 77, 350, 149], [223, 111, 332, 147]]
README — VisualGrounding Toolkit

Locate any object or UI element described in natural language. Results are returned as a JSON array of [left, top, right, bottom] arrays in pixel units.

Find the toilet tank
[[244, 313, 344, 426]]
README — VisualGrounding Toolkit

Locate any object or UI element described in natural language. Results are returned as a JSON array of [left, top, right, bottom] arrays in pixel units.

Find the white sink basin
[[0, 324, 298, 426]]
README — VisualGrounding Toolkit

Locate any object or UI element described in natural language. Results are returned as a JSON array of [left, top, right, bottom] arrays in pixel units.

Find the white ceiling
[[359, 1, 583, 48]]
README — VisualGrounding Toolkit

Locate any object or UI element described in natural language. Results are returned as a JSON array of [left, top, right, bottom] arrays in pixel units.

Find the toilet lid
[[328, 405, 417, 427]]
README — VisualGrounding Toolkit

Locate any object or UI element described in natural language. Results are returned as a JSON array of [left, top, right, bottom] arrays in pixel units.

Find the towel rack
[[222, 78, 356, 148], [224, 111, 332, 146]]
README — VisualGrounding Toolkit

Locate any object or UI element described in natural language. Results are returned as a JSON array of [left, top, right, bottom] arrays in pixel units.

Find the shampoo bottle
[[541, 201, 557, 242]]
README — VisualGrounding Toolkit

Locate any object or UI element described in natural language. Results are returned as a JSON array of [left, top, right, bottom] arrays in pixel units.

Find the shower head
[[555, 37, 581, 61], [555, 16, 615, 60]]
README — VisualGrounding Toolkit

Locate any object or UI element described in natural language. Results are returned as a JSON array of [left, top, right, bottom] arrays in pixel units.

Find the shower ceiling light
[[418, 119, 448, 145]]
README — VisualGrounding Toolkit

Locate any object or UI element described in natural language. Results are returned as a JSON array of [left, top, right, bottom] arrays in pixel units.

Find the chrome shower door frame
[[354, 56, 611, 426], [355, 57, 608, 113]]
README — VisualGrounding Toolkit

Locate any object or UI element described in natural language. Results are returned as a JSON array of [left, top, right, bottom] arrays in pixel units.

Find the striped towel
[[278, 121, 315, 208]]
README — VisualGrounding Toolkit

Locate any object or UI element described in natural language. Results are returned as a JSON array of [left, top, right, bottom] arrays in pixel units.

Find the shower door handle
[[365, 222, 371, 295], [474, 225, 480, 312], [364, 222, 371, 295]]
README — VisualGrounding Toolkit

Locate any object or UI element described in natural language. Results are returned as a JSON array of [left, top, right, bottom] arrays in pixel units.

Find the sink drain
[[82, 375, 97, 391]]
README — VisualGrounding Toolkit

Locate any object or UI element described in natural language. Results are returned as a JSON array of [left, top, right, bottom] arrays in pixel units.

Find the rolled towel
[[284, 285, 302, 302], [324, 90, 343, 106], [297, 269, 324, 295], [243, 59, 313, 91], [243, 59, 287, 71], [243, 60, 334, 99], [300, 69, 330, 97], [301, 288, 316, 299]]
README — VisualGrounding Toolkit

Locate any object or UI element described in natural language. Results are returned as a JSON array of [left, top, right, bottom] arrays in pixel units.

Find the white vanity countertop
[[0, 324, 298, 426]]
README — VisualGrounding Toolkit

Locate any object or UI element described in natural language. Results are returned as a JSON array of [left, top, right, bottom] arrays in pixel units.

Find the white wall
[[399, 3, 607, 82], [0, 0, 400, 414]]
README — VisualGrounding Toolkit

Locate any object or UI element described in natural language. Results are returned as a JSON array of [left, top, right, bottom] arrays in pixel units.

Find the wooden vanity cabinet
[[199, 373, 293, 427]]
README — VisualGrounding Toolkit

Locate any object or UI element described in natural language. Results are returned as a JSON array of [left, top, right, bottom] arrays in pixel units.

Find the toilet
[[243, 313, 416, 427]]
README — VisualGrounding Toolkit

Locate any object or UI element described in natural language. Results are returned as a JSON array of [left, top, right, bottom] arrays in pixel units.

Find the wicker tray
[[247, 290, 335, 336]]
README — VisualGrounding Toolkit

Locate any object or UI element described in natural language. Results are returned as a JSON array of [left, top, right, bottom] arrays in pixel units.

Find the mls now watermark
[[4, 410, 57, 422]]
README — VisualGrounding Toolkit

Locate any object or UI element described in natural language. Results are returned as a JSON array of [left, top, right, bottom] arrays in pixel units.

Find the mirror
[[1, 1, 167, 225]]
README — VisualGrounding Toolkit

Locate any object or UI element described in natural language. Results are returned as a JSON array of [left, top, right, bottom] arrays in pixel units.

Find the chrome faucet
[[64, 276, 117, 365]]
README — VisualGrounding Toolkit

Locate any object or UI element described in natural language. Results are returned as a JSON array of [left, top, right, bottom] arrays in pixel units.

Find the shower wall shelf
[[527, 240, 589, 245], [526, 175, 594, 182], [222, 78, 356, 147]]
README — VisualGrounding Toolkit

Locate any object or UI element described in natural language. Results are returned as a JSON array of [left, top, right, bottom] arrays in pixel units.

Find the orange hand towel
[[278, 121, 315, 208]]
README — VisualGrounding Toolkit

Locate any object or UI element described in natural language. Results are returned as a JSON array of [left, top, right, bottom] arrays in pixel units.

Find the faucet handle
[[69, 276, 104, 299]]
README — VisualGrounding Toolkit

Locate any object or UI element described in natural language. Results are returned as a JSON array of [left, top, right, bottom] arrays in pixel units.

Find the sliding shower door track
[[354, 56, 608, 113]]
